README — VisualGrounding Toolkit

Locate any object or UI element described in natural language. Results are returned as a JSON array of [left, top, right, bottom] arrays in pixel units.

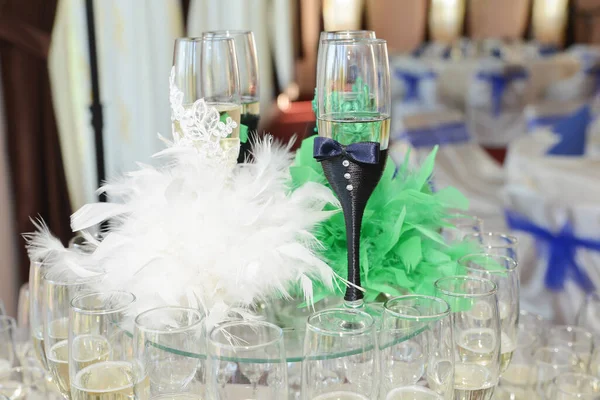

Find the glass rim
[[209, 320, 283, 350], [70, 290, 136, 315], [463, 231, 518, 248], [202, 30, 253, 37], [549, 325, 594, 339], [384, 295, 450, 321], [42, 271, 104, 286], [533, 345, 579, 364], [446, 213, 483, 224], [134, 306, 205, 334], [0, 315, 16, 333], [175, 36, 235, 44], [306, 308, 375, 336], [434, 275, 498, 298], [458, 253, 518, 272], [319, 38, 387, 46], [553, 372, 600, 397], [320, 29, 376, 38]]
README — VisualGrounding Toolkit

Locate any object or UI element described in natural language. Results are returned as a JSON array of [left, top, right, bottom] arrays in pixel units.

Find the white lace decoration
[[169, 67, 239, 159]]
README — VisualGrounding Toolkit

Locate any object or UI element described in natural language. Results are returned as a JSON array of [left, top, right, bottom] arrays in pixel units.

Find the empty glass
[[134, 306, 205, 398], [497, 329, 539, 400], [443, 213, 484, 243], [435, 276, 501, 400], [547, 326, 594, 372], [302, 309, 378, 399], [0, 366, 58, 399], [463, 232, 518, 261], [549, 373, 600, 400], [208, 320, 287, 399], [458, 254, 519, 372], [576, 291, 600, 335], [69, 291, 144, 400], [519, 309, 549, 342], [0, 317, 16, 374], [379, 295, 454, 400], [534, 346, 582, 399]]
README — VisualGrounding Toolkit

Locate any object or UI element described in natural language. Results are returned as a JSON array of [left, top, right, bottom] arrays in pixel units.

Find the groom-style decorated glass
[[435, 276, 501, 400], [134, 306, 205, 398], [315, 38, 391, 305], [302, 309, 378, 399], [459, 254, 519, 373], [69, 291, 146, 400], [380, 295, 454, 400]]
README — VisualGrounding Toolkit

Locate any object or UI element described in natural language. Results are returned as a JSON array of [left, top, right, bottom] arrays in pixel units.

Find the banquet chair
[[390, 56, 441, 120], [504, 130, 600, 323], [544, 46, 600, 104]]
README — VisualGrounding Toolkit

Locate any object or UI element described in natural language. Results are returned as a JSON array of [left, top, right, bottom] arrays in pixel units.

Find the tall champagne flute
[[463, 232, 519, 261], [69, 291, 147, 400], [302, 309, 378, 399], [29, 261, 48, 370], [497, 329, 539, 400], [43, 273, 103, 397], [435, 276, 501, 400], [0, 316, 16, 373], [208, 320, 287, 399], [458, 254, 519, 372], [134, 307, 205, 398], [442, 213, 484, 243], [316, 38, 391, 305], [203, 30, 259, 162], [379, 295, 454, 400]]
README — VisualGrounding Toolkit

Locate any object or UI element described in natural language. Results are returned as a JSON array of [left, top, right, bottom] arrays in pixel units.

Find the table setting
[[1, 28, 600, 400]]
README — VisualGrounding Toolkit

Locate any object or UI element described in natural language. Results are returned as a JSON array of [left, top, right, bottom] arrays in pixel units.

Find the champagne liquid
[[47, 340, 70, 396], [386, 386, 444, 400], [499, 332, 516, 372], [32, 329, 48, 369], [71, 361, 149, 400], [312, 392, 370, 400], [457, 328, 498, 365], [48, 317, 69, 341], [318, 114, 391, 150], [454, 364, 497, 400]]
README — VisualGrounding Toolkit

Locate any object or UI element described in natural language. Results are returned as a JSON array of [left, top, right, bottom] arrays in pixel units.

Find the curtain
[[468, 0, 531, 40], [187, 0, 295, 112], [366, 0, 427, 52], [0, 0, 72, 284]]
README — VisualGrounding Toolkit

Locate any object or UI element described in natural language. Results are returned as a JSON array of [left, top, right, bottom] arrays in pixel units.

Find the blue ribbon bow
[[476, 69, 528, 117], [395, 70, 436, 102], [505, 210, 599, 292], [313, 137, 380, 164]]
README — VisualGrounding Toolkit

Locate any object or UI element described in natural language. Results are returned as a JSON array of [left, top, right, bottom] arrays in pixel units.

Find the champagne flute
[[519, 309, 549, 343], [0, 366, 59, 399], [207, 320, 287, 399], [546, 326, 594, 372], [534, 346, 582, 399], [0, 317, 16, 374], [549, 373, 600, 400], [462, 232, 518, 261], [172, 37, 202, 106], [576, 291, 600, 335], [379, 295, 454, 400], [435, 276, 501, 400], [458, 254, 519, 373], [29, 261, 48, 370], [316, 38, 391, 306], [497, 329, 539, 400], [203, 30, 259, 162], [442, 213, 484, 243], [134, 306, 205, 398], [69, 291, 146, 400], [43, 274, 102, 397], [302, 308, 378, 399]]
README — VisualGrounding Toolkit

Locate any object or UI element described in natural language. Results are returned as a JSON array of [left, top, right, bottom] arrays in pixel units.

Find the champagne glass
[[0, 317, 16, 373], [28, 261, 47, 370], [302, 308, 378, 399], [549, 373, 600, 400], [534, 346, 582, 399], [458, 254, 519, 373], [434, 276, 501, 400], [0, 366, 59, 399], [547, 326, 594, 372], [43, 273, 102, 397], [203, 30, 259, 162], [462, 232, 518, 261], [207, 320, 287, 399], [519, 309, 549, 343], [69, 291, 145, 400], [576, 291, 600, 335], [134, 306, 205, 398], [442, 213, 484, 243], [172, 37, 202, 105], [497, 329, 539, 400], [316, 38, 391, 306], [379, 295, 454, 400]]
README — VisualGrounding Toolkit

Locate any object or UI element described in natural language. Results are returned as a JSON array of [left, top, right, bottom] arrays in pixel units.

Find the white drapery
[[187, 0, 295, 112], [50, 0, 184, 209]]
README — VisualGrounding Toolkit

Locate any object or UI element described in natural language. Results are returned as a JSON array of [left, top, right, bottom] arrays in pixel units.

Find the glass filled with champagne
[[69, 291, 147, 400], [458, 254, 519, 373], [43, 272, 103, 397], [134, 307, 205, 398], [29, 261, 48, 370], [379, 295, 454, 400], [435, 276, 501, 400], [302, 309, 378, 399]]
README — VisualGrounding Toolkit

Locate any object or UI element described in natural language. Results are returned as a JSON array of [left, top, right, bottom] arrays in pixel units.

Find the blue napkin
[[546, 105, 591, 156]]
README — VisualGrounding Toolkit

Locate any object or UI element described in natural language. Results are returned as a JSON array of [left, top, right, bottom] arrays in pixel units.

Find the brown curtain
[[0, 0, 72, 283]]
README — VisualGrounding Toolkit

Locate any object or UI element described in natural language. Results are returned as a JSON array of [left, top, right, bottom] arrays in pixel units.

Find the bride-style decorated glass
[[68, 291, 146, 400], [207, 320, 287, 399], [314, 38, 391, 305], [302, 309, 378, 399], [134, 306, 205, 398], [379, 295, 454, 400], [458, 254, 519, 373], [435, 276, 501, 400]]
